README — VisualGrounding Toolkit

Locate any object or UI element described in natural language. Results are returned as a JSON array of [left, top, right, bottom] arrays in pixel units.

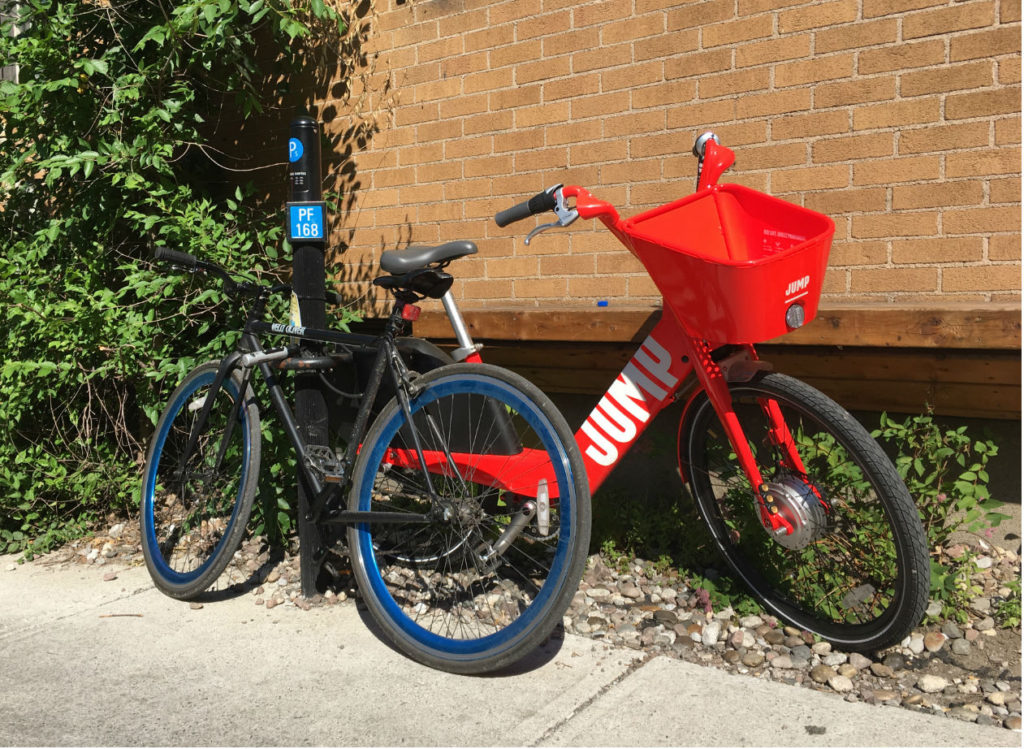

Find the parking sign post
[[287, 116, 329, 597]]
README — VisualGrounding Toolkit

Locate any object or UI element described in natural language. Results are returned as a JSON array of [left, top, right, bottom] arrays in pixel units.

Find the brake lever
[[524, 187, 578, 245]]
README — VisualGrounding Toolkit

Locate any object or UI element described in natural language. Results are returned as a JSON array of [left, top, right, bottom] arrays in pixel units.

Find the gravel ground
[[35, 520, 1022, 732]]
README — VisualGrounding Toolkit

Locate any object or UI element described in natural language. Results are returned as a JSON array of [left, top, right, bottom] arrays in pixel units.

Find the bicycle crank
[[760, 477, 828, 550]]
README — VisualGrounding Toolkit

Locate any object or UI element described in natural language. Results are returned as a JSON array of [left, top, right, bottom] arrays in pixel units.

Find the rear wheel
[[348, 363, 591, 674], [681, 372, 928, 651]]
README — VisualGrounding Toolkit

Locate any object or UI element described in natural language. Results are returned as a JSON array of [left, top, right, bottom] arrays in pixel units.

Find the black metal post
[[288, 116, 329, 597]]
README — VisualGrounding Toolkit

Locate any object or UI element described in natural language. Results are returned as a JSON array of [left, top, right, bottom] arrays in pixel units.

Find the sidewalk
[[0, 555, 1018, 747]]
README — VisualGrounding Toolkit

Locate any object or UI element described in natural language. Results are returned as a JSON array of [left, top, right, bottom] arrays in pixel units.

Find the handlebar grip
[[494, 188, 558, 227], [153, 247, 198, 268]]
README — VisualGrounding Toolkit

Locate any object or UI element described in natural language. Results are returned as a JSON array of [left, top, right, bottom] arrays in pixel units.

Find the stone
[[970, 597, 992, 613], [810, 664, 835, 684], [925, 600, 943, 617], [740, 615, 765, 629], [772, 655, 794, 670], [908, 634, 925, 654], [870, 662, 894, 678], [941, 620, 963, 639], [764, 629, 785, 645], [923, 631, 947, 652], [986, 692, 1006, 706], [837, 663, 859, 679], [917, 675, 949, 693], [974, 555, 993, 570], [742, 651, 765, 668], [1004, 716, 1022, 730], [811, 641, 832, 655], [951, 639, 972, 656], [842, 652, 868, 671], [701, 619, 722, 647], [823, 653, 848, 667], [730, 629, 754, 649], [618, 582, 642, 599], [828, 675, 854, 692], [974, 616, 995, 631]]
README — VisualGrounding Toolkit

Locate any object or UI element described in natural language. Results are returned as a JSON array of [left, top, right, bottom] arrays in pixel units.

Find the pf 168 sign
[[287, 201, 327, 243]]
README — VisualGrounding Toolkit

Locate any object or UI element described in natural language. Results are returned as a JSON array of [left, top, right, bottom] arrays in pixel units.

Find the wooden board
[[415, 304, 1021, 350]]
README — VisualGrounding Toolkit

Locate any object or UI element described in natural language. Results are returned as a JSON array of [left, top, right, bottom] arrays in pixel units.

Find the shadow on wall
[[200, 0, 394, 309]]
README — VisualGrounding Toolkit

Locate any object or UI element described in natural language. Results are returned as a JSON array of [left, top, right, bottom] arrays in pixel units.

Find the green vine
[[0, 0, 354, 555]]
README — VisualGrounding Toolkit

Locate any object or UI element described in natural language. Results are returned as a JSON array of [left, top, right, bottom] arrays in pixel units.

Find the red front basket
[[619, 184, 835, 344]]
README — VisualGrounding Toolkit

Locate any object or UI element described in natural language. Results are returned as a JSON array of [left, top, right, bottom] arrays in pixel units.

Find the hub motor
[[761, 476, 828, 550]]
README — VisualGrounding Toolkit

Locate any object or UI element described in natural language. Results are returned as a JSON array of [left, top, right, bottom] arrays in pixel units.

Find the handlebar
[[494, 186, 559, 227]]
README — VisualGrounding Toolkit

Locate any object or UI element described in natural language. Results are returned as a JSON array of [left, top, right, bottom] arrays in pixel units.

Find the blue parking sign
[[287, 202, 326, 242]]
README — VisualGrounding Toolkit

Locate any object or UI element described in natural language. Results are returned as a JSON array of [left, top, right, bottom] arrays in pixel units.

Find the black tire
[[140, 362, 261, 599], [347, 363, 591, 674], [681, 372, 929, 652]]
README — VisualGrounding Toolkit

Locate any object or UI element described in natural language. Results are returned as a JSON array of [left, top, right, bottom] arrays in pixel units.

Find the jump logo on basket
[[785, 275, 811, 300], [579, 334, 678, 467]]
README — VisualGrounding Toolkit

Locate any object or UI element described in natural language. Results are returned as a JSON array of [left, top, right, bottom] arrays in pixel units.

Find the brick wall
[[325, 0, 1021, 316]]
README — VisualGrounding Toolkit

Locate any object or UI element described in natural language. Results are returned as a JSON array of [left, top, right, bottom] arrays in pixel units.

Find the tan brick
[[942, 264, 1021, 291], [667, 98, 738, 128], [995, 116, 1021, 145], [573, 0, 634, 28], [572, 42, 633, 73], [544, 73, 600, 102], [812, 133, 893, 163], [851, 211, 939, 238], [862, 0, 956, 17], [853, 155, 941, 185], [437, 6, 487, 36], [373, 166, 417, 188], [737, 89, 813, 118], [464, 68, 514, 94], [903, 2, 996, 40], [441, 50, 488, 77], [898, 122, 990, 155], [665, 48, 734, 80], [943, 205, 1022, 234], [772, 110, 850, 139], [814, 19, 899, 53], [515, 147, 569, 173], [514, 277, 569, 298], [487, 256, 538, 279], [571, 139, 629, 166], [901, 61, 995, 97], [990, 177, 1021, 204], [989, 234, 1022, 260], [443, 176, 491, 202], [776, 54, 855, 88], [517, 55, 572, 84], [858, 40, 946, 75], [738, 0, 806, 14], [464, 110, 514, 136], [461, 279, 514, 300], [779, 0, 858, 32], [418, 35, 463, 64], [772, 164, 850, 192], [413, 77, 461, 104], [439, 93, 488, 119], [892, 237, 985, 264], [805, 188, 888, 215], [602, 13, 665, 44], [631, 132, 688, 159], [493, 130, 548, 156], [947, 88, 1022, 120], [543, 28, 599, 58], [635, 29, 700, 61], [493, 85, 542, 111], [827, 240, 889, 266], [667, 0, 735, 31], [516, 10, 572, 42], [1003, 0, 1023, 22], [490, 0, 541, 25], [950, 27, 1022, 61], [735, 35, 812, 68], [633, 80, 698, 110], [547, 118, 603, 146], [702, 15, 774, 48], [605, 110, 667, 138], [572, 92, 630, 120], [737, 142, 809, 170], [815, 78, 897, 108], [398, 143, 445, 166], [569, 275, 629, 298], [464, 155, 515, 178], [699, 67, 772, 97], [540, 254, 596, 276], [390, 20, 438, 49], [851, 267, 938, 292], [601, 61, 662, 92], [999, 55, 1021, 85], [821, 268, 850, 294], [894, 181, 985, 210], [854, 98, 941, 130]]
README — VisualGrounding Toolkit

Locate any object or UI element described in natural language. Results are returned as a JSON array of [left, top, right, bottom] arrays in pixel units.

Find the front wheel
[[681, 372, 929, 652], [347, 363, 591, 674], [140, 361, 261, 599]]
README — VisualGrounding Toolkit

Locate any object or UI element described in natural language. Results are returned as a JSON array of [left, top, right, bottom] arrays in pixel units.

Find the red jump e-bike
[[406, 133, 929, 652]]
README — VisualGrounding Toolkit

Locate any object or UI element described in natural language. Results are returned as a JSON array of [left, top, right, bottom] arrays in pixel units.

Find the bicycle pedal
[[307, 445, 344, 482]]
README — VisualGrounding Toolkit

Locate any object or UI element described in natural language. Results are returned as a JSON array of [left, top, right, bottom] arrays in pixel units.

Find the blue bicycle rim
[[354, 373, 576, 662]]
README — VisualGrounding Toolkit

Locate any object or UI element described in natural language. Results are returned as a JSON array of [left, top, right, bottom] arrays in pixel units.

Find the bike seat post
[[441, 291, 482, 362]]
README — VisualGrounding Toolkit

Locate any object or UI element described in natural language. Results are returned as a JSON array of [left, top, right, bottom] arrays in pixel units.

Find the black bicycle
[[139, 245, 591, 674]]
